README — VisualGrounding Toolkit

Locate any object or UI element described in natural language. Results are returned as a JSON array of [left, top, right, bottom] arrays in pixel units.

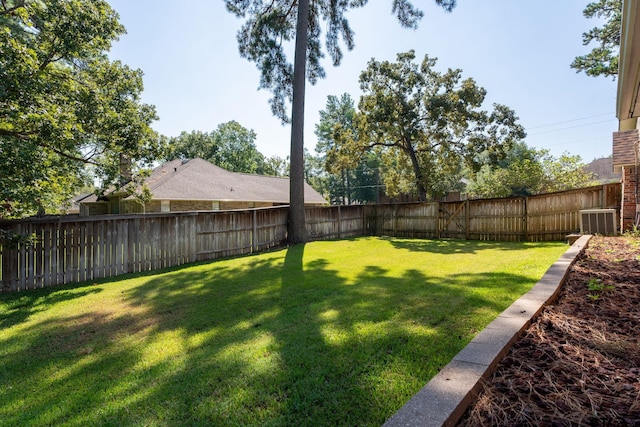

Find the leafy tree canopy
[[166, 121, 266, 174], [262, 154, 289, 177], [0, 0, 161, 218], [571, 0, 621, 78], [314, 93, 380, 204], [315, 93, 357, 171], [466, 142, 597, 198], [334, 51, 525, 201]]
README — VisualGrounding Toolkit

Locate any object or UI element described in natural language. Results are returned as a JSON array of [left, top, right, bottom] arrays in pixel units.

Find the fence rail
[[0, 184, 620, 291]]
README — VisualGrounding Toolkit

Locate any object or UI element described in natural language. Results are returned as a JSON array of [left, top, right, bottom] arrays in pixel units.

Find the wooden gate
[[438, 201, 467, 239]]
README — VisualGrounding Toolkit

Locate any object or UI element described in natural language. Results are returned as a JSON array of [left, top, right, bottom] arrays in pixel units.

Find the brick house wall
[[145, 200, 162, 213], [170, 200, 217, 212], [621, 166, 639, 231], [613, 129, 639, 231], [219, 201, 276, 210], [79, 202, 109, 216]]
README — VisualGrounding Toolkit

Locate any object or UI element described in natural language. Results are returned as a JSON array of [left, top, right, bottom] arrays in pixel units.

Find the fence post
[[188, 214, 197, 263], [523, 197, 528, 242], [465, 200, 470, 240], [1, 224, 20, 291], [394, 204, 398, 236], [362, 205, 367, 236], [338, 205, 342, 239], [436, 202, 441, 239], [252, 209, 258, 253], [4, 245, 18, 291]]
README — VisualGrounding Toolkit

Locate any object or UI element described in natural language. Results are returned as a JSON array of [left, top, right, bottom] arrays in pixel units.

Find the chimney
[[119, 154, 132, 185]]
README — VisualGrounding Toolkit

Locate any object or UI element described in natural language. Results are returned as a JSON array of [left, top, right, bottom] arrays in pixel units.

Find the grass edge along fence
[[0, 183, 620, 291]]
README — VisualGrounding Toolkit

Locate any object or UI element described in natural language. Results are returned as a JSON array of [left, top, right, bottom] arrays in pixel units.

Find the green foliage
[[113, 167, 153, 212], [166, 121, 266, 174], [212, 122, 263, 173], [623, 224, 640, 238], [349, 153, 382, 203], [0, 139, 88, 217], [315, 94, 357, 172], [0, 229, 36, 247], [542, 152, 597, 192], [314, 93, 380, 204], [304, 148, 329, 196], [262, 154, 289, 177], [335, 51, 525, 201], [0, 0, 161, 218], [466, 143, 597, 198], [586, 277, 614, 300], [571, 0, 621, 78], [164, 130, 216, 161], [467, 162, 542, 199]]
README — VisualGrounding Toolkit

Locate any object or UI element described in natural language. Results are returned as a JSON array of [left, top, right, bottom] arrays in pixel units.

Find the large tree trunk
[[288, 0, 309, 244], [405, 143, 428, 201]]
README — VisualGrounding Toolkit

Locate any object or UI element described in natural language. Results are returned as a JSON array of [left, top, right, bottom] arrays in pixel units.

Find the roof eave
[[617, 0, 640, 128]]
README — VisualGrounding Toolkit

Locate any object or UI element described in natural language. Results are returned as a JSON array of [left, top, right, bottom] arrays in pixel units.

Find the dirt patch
[[459, 236, 640, 426]]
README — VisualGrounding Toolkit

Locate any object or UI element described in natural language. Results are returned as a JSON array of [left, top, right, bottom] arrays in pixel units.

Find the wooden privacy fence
[[367, 184, 620, 241], [0, 184, 620, 291], [0, 207, 285, 292], [0, 205, 364, 292]]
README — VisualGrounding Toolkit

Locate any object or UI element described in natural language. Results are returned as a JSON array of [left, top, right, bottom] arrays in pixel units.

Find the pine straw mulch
[[459, 236, 640, 426]]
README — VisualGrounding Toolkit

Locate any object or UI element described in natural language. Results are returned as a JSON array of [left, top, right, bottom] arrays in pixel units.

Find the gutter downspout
[[636, 140, 640, 227]]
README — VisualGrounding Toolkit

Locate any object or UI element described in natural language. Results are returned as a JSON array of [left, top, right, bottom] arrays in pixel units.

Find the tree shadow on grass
[[388, 237, 559, 254], [0, 243, 542, 426], [0, 282, 103, 329]]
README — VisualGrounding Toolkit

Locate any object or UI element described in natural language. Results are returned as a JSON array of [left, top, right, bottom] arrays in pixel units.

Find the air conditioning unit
[[579, 209, 617, 235]]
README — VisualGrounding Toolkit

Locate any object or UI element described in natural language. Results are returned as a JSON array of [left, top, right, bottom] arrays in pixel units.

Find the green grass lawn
[[0, 237, 568, 426]]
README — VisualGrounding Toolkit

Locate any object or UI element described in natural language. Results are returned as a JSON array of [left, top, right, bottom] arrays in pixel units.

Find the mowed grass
[[0, 237, 568, 426]]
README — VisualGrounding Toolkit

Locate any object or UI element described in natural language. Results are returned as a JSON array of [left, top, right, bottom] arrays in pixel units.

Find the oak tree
[[338, 51, 525, 201], [0, 0, 160, 218]]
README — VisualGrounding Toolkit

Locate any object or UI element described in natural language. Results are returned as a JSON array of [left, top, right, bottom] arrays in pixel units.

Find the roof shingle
[[129, 158, 326, 204]]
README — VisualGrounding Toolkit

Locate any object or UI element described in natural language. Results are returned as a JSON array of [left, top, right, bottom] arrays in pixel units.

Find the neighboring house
[[614, 0, 640, 231], [79, 158, 326, 216], [60, 192, 93, 215], [583, 157, 622, 184]]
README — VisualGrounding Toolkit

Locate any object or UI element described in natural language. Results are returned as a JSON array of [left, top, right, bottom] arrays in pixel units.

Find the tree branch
[[0, 0, 26, 16], [39, 142, 99, 165], [284, 0, 297, 20], [366, 140, 401, 150], [38, 37, 64, 72], [0, 128, 34, 140], [0, 128, 99, 164]]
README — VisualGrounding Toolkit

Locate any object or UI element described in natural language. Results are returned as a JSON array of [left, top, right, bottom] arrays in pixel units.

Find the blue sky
[[107, 1, 618, 163]]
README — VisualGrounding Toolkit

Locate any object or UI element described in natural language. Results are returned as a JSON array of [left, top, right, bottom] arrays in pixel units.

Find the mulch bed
[[459, 236, 640, 426]]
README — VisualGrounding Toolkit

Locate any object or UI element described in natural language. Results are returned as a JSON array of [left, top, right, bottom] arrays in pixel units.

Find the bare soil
[[459, 236, 640, 426]]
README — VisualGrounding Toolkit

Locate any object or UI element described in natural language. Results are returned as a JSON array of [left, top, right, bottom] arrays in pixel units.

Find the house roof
[[584, 157, 622, 181], [103, 158, 326, 205]]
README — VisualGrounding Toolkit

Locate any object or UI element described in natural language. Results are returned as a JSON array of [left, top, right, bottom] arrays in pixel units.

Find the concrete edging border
[[383, 235, 592, 427]]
